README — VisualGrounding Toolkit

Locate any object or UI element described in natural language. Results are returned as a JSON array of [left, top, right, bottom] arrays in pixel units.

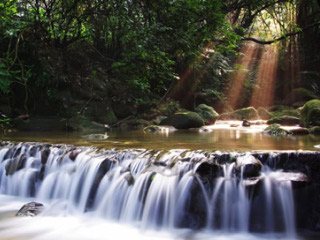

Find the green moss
[[300, 99, 320, 127], [264, 124, 289, 135], [233, 107, 259, 120], [195, 104, 219, 124]]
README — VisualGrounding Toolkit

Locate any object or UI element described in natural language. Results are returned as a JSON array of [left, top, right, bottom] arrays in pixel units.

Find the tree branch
[[242, 21, 320, 44]]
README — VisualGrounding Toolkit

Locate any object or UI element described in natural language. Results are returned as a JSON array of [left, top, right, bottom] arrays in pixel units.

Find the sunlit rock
[[195, 104, 219, 125]]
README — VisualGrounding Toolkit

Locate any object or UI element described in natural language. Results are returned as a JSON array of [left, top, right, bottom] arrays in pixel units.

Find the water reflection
[[1, 121, 320, 151]]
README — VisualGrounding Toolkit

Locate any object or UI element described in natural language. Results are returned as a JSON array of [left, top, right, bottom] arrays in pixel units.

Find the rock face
[[160, 112, 204, 129], [267, 115, 300, 126], [195, 104, 219, 125], [257, 107, 272, 120], [300, 99, 320, 127], [16, 202, 44, 217]]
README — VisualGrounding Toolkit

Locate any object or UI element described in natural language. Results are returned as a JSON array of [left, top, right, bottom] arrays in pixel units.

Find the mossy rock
[[160, 112, 204, 129], [233, 107, 259, 120], [267, 115, 300, 126], [67, 115, 107, 132], [195, 104, 219, 125], [310, 126, 320, 135], [218, 107, 259, 120], [300, 99, 320, 127], [264, 124, 289, 135], [269, 105, 300, 118], [257, 107, 272, 120]]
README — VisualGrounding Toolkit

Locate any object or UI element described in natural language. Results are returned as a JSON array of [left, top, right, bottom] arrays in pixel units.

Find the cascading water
[[0, 141, 317, 239]]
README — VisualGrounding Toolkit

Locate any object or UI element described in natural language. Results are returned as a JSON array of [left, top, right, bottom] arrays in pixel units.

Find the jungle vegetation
[[0, 0, 319, 125]]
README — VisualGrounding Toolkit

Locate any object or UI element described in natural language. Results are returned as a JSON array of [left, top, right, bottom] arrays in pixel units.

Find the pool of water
[[2, 121, 320, 151]]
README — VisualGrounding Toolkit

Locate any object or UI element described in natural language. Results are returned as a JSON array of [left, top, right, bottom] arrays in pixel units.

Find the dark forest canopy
[[0, 0, 320, 124]]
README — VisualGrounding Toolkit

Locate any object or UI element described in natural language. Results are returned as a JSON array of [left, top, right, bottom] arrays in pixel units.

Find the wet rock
[[69, 149, 82, 161], [289, 128, 310, 135], [160, 112, 204, 129], [16, 202, 44, 217], [300, 99, 320, 127], [41, 148, 50, 164], [267, 115, 300, 126], [5, 154, 27, 175], [242, 119, 251, 127], [263, 124, 289, 135], [236, 155, 262, 178], [82, 134, 108, 140], [195, 104, 219, 125], [196, 162, 223, 178]]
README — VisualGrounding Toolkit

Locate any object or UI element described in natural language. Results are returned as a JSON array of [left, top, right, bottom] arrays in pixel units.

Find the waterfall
[[0, 141, 313, 238]]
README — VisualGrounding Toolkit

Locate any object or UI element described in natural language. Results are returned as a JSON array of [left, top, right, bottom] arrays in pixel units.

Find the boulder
[[264, 124, 289, 135], [242, 119, 251, 127], [257, 107, 272, 120], [160, 112, 204, 129], [218, 107, 259, 120], [16, 202, 44, 217], [300, 99, 320, 127], [289, 128, 310, 135], [310, 126, 320, 135], [195, 104, 219, 125], [267, 115, 300, 126], [236, 155, 262, 178]]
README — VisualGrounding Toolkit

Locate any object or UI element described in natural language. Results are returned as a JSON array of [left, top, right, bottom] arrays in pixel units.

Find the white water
[[0, 142, 302, 239]]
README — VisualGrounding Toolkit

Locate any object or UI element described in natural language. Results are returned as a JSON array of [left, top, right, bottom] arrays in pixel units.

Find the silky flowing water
[[0, 122, 320, 239]]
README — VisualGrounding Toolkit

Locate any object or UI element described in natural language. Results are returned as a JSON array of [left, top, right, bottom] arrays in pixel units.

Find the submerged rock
[[160, 112, 204, 129], [82, 134, 108, 140], [16, 202, 44, 217]]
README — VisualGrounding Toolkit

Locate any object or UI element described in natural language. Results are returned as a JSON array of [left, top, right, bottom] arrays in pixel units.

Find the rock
[[267, 115, 300, 126], [195, 104, 219, 125], [5, 154, 27, 175], [257, 107, 272, 120], [300, 99, 320, 127], [289, 128, 310, 135], [16, 202, 44, 217], [230, 124, 240, 127], [119, 118, 151, 130], [67, 115, 108, 132], [310, 126, 320, 135], [41, 148, 50, 164], [236, 155, 262, 178], [196, 162, 223, 178], [242, 119, 251, 127], [143, 125, 175, 133], [160, 112, 204, 129], [82, 133, 108, 140], [264, 124, 289, 135], [218, 107, 259, 120]]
